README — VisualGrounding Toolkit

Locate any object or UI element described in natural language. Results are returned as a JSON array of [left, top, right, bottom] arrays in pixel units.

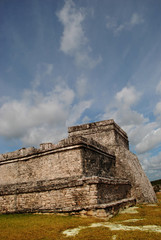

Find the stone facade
[[69, 120, 157, 203], [0, 119, 157, 216]]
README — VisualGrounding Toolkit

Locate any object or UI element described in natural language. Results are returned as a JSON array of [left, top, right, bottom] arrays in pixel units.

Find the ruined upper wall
[[0, 136, 109, 164], [0, 136, 115, 186], [68, 119, 129, 149]]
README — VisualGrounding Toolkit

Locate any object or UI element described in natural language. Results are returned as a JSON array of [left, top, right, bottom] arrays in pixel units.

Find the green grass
[[0, 193, 161, 240]]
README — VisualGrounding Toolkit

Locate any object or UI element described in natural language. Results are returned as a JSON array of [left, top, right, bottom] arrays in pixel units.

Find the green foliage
[[151, 179, 161, 186]]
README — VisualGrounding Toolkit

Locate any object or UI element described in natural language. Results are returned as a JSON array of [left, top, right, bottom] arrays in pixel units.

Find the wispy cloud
[[66, 99, 92, 126], [32, 63, 54, 89], [156, 80, 161, 95], [76, 75, 88, 98], [57, 0, 102, 68], [155, 102, 161, 120], [106, 13, 144, 34], [155, 80, 161, 120]]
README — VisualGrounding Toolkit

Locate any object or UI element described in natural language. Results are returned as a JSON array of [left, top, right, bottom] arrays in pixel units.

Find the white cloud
[[130, 13, 144, 26], [115, 86, 141, 107], [101, 85, 161, 154], [0, 77, 92, 147], [127, 122, 157, 146], [148, 152, 161, 171], [0, 85, 72, 143], [57, 0, 86, 54], [138, 151, 161, 180], [57, 0, 101, 68], [106, 13, 144, 34], [155, 81, 161, 120], [103, 86, 144, 127], [135, 128, 161, 154]]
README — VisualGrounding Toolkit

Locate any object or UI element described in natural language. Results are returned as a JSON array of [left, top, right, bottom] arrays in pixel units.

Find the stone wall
[[0, 177, 97, 214], [0, 136, 124, 215], [0, 146, 83, 186], [0, 176, 131, 214], [0, 136, 115, 186]]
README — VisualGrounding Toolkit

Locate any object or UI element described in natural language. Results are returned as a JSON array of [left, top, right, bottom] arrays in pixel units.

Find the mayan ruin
[[0, 119, 157, 217]]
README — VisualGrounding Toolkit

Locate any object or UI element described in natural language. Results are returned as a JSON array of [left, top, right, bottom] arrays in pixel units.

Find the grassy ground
[[0, 192, 160, 240]]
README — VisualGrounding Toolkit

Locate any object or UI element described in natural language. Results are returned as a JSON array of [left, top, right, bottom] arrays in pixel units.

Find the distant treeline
[[151, 179, 161, 192]]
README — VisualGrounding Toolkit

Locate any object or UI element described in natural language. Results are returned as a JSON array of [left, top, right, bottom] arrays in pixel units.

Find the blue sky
[[0, 0, 161, 180]]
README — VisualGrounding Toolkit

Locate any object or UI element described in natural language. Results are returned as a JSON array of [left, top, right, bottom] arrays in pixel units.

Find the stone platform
[[0, 119, 157, 216]]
